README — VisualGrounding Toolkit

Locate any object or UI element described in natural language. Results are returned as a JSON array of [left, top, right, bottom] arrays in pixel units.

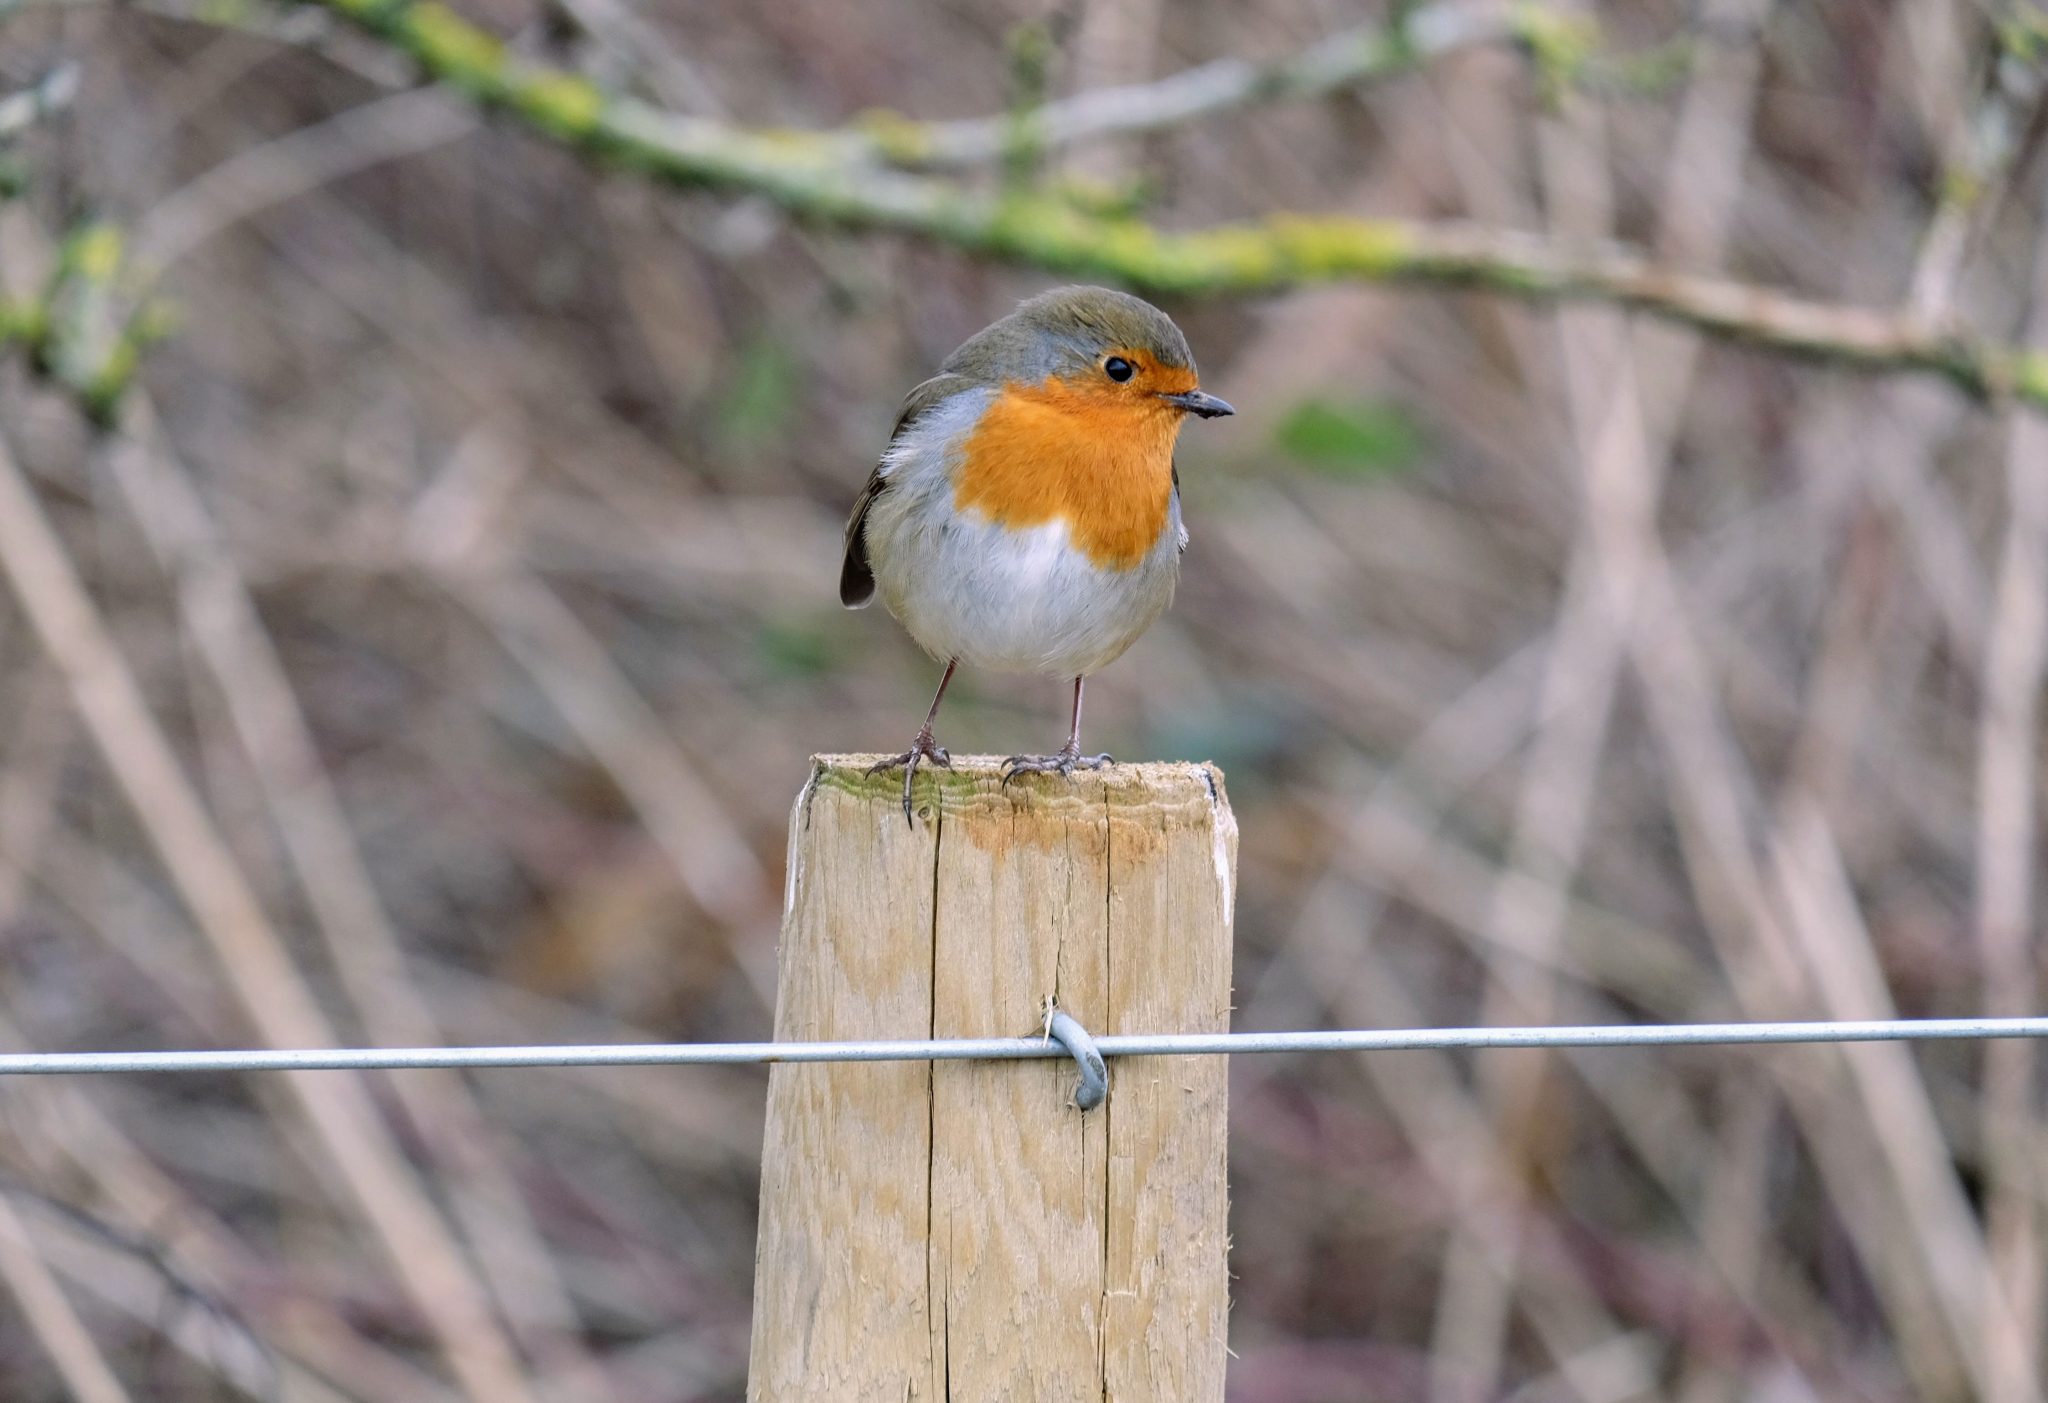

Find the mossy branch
[[2, 222, 172, 423], [269, 0, 2048, 411], [6, 0, 2042, 413]]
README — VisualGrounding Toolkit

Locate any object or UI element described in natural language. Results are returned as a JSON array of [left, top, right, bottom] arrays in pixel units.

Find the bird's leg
[[1002, 676, 1113, 781], [868, 658, 958, 824]]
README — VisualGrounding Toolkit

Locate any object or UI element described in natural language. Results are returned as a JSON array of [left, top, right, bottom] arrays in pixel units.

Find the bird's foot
[[1001, 745, 1113, 784], [868, 729, 953, 826]]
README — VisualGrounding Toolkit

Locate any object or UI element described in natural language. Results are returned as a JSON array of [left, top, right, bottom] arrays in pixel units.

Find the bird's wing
[[840, 373, 971, 608]]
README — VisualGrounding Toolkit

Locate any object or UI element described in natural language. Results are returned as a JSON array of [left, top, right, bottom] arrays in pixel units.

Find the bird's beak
[[1158, 389, 1235, 419]]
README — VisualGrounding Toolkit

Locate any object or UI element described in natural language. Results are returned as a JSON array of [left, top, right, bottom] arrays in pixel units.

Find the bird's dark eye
[[1104, 356, 1134, 383]]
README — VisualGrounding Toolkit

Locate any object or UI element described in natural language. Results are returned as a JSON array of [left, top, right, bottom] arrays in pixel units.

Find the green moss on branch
[[7, 0, 2037, 418], [0, 221, 170, 424], [280, 0, 2048, 411]]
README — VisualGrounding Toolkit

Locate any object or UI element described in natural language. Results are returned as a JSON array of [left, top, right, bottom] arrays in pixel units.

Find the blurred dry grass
[[1, 0, 2047, 1398]]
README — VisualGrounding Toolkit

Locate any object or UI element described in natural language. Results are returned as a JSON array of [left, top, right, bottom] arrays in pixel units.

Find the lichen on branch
[[6, 0, 2044, 414], [267, 0, 2048, 412]]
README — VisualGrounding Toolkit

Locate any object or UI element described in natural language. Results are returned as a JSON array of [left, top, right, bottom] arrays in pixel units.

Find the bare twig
[[1906, 19, 2047, 318], [30, 1207, 353, 1403], [1432, 6, 1768, 1389], [1971, 176, 2048, 1403], [1283, 860, 1657, 1402], [0, 991, 456, 1402], [548, 0, 725, 114], [0, 420, 538, 1403], [836, 2, 1516, 169], [0, 64, 80, 140], [135, 87, 476, 269], [413, 429, 776, 966], [99, 401, 616, 1395], [160, 0, 2047, 411], [0, 1191, 134, 1403], [13, 1, 2046, 417]]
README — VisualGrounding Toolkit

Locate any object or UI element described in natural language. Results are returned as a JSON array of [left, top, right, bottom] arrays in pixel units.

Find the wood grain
[[748, 756, 1236, 1402]]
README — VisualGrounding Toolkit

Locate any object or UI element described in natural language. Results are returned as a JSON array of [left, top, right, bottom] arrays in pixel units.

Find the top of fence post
[[747, 755, 1237, 1402]]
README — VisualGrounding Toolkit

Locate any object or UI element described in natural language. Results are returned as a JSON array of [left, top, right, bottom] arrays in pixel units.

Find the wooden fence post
[[748, 756, 1237, 1401]]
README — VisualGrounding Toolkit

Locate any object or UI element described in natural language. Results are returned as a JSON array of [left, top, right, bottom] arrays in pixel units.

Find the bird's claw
[[1000, 748, 1113, 785], [868, 731, 952, 825]]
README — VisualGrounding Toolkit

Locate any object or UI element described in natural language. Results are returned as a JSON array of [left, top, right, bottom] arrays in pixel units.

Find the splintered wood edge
[[807, 753, 1229, 811], [797, 752, 1237, 950]]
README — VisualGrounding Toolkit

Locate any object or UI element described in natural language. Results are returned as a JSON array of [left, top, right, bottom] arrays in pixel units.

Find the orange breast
[[951, 373, 1190, 571]]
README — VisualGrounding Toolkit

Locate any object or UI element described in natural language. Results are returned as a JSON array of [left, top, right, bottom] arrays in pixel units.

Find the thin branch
[[1, 223, 169, 421], [1908, 24, 2048, 318], [135, 87, 475, 268], [0, 997, 453, 1403], [548, 0, 726, 115], [828, 2, 1517, 169], [1971, 174, 2048, 1403], [6, 1, 2037, 413], [0, 1193, 134, 1403], [412, 428, 777, 954], [1434, 9, 1767, 1388], [101, 400, 615, 1393], [0, 64, 79, 140], [274, 0, 2048, 410], [0, 419, 539, 1403]]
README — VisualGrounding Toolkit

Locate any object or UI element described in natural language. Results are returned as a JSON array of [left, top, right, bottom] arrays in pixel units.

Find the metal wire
[[5, 1016, 2048, 1076]]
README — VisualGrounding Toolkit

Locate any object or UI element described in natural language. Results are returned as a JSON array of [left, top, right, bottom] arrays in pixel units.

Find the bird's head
[[949, 286, 1235, 421]]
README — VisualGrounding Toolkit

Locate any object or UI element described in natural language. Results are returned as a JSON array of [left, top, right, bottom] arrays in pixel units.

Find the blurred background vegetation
[[3, 0, 2048, 1399]]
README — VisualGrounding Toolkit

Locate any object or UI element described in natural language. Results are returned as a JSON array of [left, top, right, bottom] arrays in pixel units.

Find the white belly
[[860, 387, 1184, 677], [875, 510, 1179, 676]]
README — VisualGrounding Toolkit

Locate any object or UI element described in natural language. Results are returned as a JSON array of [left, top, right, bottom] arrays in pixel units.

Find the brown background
[[0, 0, 2044, 1398]]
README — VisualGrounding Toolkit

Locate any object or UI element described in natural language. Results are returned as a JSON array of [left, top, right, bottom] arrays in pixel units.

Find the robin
[[842, 285, 1234, 822]]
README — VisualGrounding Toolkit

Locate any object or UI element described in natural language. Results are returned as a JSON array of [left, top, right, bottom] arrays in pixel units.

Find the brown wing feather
[[840, 374, 971, 608], [837, 469, 888, 607]]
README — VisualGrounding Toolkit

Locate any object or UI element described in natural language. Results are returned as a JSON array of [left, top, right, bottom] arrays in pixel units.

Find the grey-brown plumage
[[841, 285, 1232, 823], [839, 287, 1199, 609], [839, 373, 968, 607]]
